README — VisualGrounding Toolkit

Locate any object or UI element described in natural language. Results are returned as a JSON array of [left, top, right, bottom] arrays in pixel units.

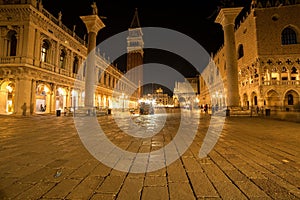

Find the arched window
[[291, 67, 298, 74], [73, 56, 79, 74], [281, 27, 297, 45], [237, 44, 244, 59], [59, 49, 66, 69], [254, 96, 258, 106], [288, 94, 293, 105], [7, 31, 17, 56], [41, 40, 50, 62]]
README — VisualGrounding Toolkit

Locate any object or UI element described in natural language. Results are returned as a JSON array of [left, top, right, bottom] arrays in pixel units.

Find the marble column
[[215, 7, 243, 107], [80, 14, 105, 108]]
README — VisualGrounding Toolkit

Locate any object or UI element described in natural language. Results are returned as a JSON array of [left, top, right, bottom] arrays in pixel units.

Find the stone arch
[[178, 96, 186, 103], [36, 83, 51, 113], [242, 93, 249, 109], [283, 89, 299, 106], [266, 89, 280, 107], [0, 79, 15, 114], [251, 91, 258, 106]]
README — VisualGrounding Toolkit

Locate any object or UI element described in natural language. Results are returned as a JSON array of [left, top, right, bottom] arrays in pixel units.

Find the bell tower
[[127, 8, 144, 97]]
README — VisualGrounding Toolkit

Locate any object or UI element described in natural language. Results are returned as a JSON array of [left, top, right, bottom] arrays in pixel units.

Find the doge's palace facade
[[200, 0, 300, 112]]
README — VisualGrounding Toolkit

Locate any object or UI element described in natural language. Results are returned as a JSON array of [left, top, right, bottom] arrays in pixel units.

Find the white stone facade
[[0, 1, 137, 115]]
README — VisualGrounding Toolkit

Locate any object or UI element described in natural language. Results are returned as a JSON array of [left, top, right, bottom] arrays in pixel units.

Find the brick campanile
[[80, 3, 105, 108], [215, 7, 242, 108], [127, 8, 144, 98]]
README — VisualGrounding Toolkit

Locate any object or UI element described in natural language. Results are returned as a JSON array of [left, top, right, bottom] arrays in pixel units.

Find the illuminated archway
[[36, 84, 51, 113], [0, 80, 15, 114], [56, 87, 67, 110], [266, 90, 280, 107], [284, 90, 299, 106]]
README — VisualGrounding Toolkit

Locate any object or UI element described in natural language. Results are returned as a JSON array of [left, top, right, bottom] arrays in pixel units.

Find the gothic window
[[282, 67, 287, 73], [41, 40, 50, 62], [254, 96, 258, 106], [7, 30, 17, 56], [237, 44, 244, 59], [59, 49, 66, 69], [281, 27, 297, 45], [291, 67, 298, 74], [288, 94, 293, 105], [73, 56, 79, 74]]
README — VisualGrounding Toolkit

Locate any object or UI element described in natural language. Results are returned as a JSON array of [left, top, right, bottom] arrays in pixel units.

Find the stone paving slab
[[0, 112, 299, 199]]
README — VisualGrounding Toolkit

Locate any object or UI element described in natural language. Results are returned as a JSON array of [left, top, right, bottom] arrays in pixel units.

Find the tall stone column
[[80, 11, 105, 108], [215, 7, 243, 108], [30, 79, 37, 115], [14, 77, 32, 115], [51, 83, 56, 113]]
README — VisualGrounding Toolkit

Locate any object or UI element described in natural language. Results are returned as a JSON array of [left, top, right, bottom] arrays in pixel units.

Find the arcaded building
[[200, 0, 300, 111], [0, 0, 137, 115]]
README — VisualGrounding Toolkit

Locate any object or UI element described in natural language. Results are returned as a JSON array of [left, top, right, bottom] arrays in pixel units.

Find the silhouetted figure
[[21, 103, 27, 116]]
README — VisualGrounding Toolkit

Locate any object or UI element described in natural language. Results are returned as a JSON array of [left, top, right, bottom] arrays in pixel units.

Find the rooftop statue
[[91, 2, 98, 15]]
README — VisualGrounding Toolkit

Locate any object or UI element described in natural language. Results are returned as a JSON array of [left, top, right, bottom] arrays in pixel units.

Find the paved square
[[0, 112, 299, 199]]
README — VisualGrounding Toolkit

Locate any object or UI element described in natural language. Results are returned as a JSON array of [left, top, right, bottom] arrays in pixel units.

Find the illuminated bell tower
[[127, 8, 144, 98]]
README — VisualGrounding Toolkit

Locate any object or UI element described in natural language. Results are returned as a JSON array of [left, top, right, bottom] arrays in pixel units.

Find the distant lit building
[[200, 0, 300, 111], [173, 77, 200, 108], [142, 87, 171, 107]]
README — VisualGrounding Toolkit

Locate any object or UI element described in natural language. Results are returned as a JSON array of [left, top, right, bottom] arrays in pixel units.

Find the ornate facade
[[200, 0, 300, 111], [0, 0, 137, 115]]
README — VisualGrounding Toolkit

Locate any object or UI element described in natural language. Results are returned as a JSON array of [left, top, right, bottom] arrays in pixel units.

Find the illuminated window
[[41, 41, 50, 62], [59, 50, 66, 69]]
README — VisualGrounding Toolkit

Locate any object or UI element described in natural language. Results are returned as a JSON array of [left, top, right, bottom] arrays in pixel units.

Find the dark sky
[[42, 0, 251, 94]]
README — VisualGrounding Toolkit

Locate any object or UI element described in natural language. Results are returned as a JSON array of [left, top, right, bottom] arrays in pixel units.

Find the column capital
[[80, 15, 105, 34], [215, 7, 243, 27]]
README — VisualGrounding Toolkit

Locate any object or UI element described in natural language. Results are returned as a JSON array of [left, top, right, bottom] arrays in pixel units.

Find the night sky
[[42, 0, 251, 94]]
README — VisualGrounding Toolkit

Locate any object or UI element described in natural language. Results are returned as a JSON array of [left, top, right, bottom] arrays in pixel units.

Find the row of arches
[[241, 89, 300, 109], [0, 80, 114, 115]]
